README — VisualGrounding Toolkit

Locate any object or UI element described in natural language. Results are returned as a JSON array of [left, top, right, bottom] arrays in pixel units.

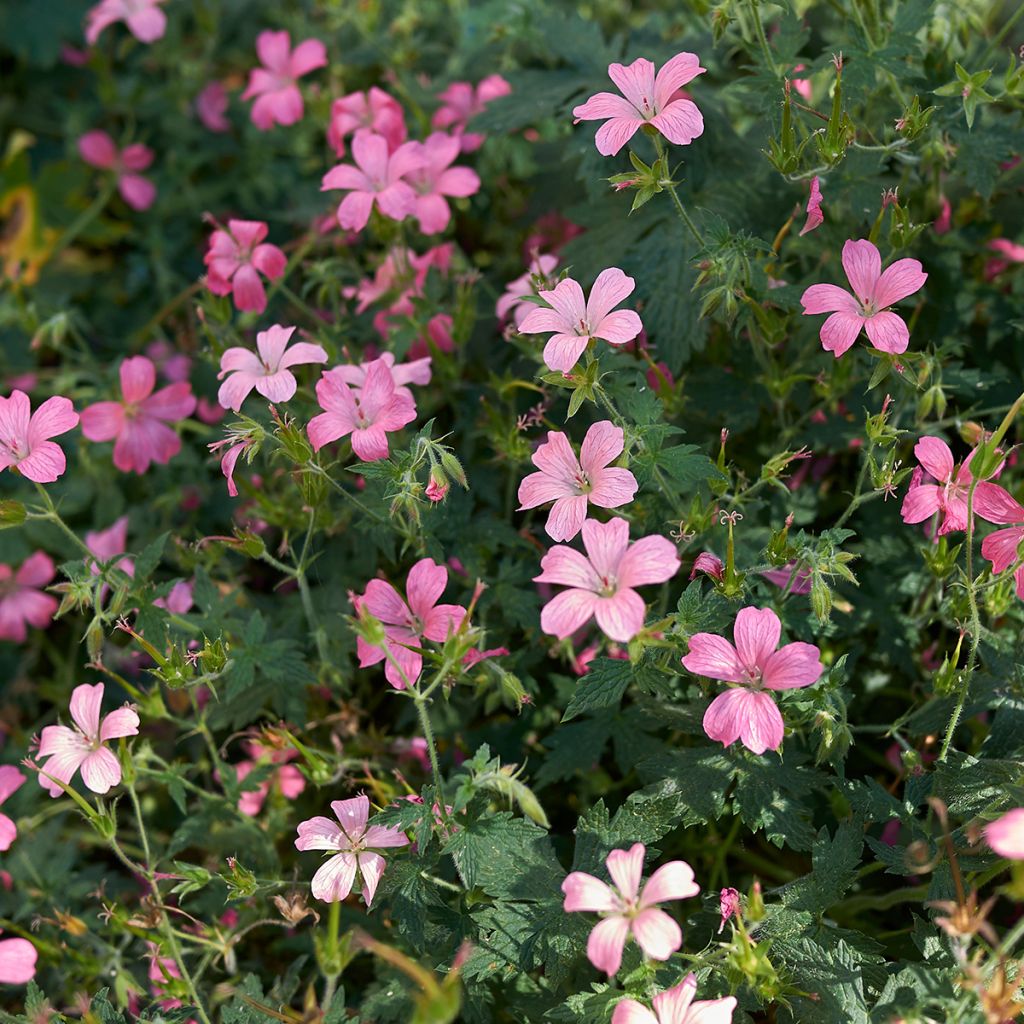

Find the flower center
[[597, 573, 617, 598], [576, 317, 591, 337], [573, 469, 591, 494], [0, 435, 27, 462]]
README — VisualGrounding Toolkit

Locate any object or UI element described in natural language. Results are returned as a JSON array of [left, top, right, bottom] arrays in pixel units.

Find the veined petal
[[650, 99, 704, 146], [841, 239, 882, 305], [863, 311, 909, 354], [540, 589, 599, 638], [594, 588, 646, 642], [586, 915, 630, 976], [639, 860, 699, 907], [605, 843, 645, 902], [762, 642, 824, 691], [732, 607, 781, 674], [562, 871, 618, 912], [586, 268, 636, 327], [872, 257, 927, 308], [630, 907, 681, 961], [682, 634, 743, 682], [310, 852, 357, 902]]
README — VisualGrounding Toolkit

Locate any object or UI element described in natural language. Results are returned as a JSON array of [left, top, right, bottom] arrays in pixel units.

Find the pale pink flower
[[154, 580, 194, 615], [196, 82, 230, 133], [690, 552, 724, 582], [518, 422, 638, 541], [984, 238, 1024, 280], [432, 75, 512, 152], [519, 268, 643, 373], [80, 356, 196, 474], [0, 553, 58, 643], [217, 324, 327, 412], [308, 358, 417, 462], [145, 339, 192, 383], [535, 518, 680, 643], [37, 682, 140, 797], [0, 390, 79, 484], [899, 437, 1011, 537], [986, 808, 1024, 860], [148, 943, 185, 1010], [682, 606, 824, 755], [791, 65, 813, 100], [0, 767, 26, 851], [85, 0, 167, 45], [718, 887, 740, 933], [321, 130, 426, 232], [497, 254, 559, 327], [324, 351, 431, 403], [800, 239, 927, 357], [353, 558, 467, 689], [405, 132, 481, 234], [204, 219, 287, 315], [234, 741, 305, 816], [328, 88, 407, 156], [612, 974, 736, 1024], [242, 31, 327, 130], [562, 842, 699, 976], [294, 793, 409, 904], [0, 932, 36, 984], [78, 131, 156, 211], [572, 53, 705, 156], [799, 176, 823, 236], [979, 487, 1024, 600]]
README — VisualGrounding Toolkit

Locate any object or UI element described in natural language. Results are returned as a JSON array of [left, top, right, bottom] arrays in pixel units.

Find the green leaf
[[561, 658, 633, 722]]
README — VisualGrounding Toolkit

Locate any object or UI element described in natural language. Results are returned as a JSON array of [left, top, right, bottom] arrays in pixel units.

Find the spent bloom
[[690, 552, 725, 583], [37, 682, 140, 797], [217, 324, 327, 412], [328, 87, 407, 156], [979, 487, 1024, 600], [718, 887, 741, 933], [519, 267, 643, 373], [497, 254, 559, 327], [535, 517, 680, 643], [572, 53, 705, 156], [799, 176, 823, 236], [242, 30, 327, 130], [353, 557, 468, 689], [80, 356, 196, 474], [518, 421, 638, 541], [406, 132, 481, 234], [85, 0, 166, 45], [682, 606, 824, 755], [0, 390, 79, 484], [0, 552, 58, 643], [78, 131, 156, 211], [986, 809, 1024, 860], [0, 932, 36, 985], [612, 974, 737, 1024], [800, 239, 927, 357], [204, 219, 287, 315], [0, 766, 26, 851], [294, 794, 409, 904], [432, 75, 512, 151], [562, 842, 699, 976]]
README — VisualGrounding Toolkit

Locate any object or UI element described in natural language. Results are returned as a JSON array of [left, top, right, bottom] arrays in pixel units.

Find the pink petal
[[986, 808, 1024, 859], [125, 6, 166, 43], [581, 517, 630, 579], [120, 356, 155, 404], [799, 176, 824, 236], [118, 174, 156, 211], [363, 823, 411, 849], [113, 416, 181, 474], [337, 190, 376, 231], [70, 682, 104, 738], [352, 129, 390, 180], [610, 1000, 658, 1024], [800, 283, 861, 315], [294, 815, 343, 851], [617, 535, 680, 588], [142, 382, 195, 422], [586, 915, 630, 976], [588, 467, 638, 509], [572, 91, 639, 122], [682, 634, 743, 682], [518, 471, 575, 511], [594, 117, 645, 157], [704, 688, 784, 755], [289, 38, 328, 77], [580, 421, 625, 473], [361, 579, 412, 628], [973, 485, 1024, 525], [351, 424, 391, 461], [542, 277, 588, 327], [322, 163, 371, 191], [0, 937, 37, 984], [99, 706, 140, 741], [841, 239, 881, 304], [982, 526, 1024, 575], [255, 30, 291, 72], [218, 372, 260, 413], [606, 843, 645, 901], [540, 589, 599, 638], [649, 98, 704, 146], [80, 401, 124, 442], [332, 794, 370, 839], [357, 851, 386, 905], [546, 495, 589, 542], [80, 745, 123, 794], [279, 342, 328, 370], [562, 871, 618, 912], [732, 606, 781, 673], [311, 853, 357, 902], [232, 264, 268, 312], [251, 243, 286, 280], [412, 193, 451, 234], [28, 395, 78, 443], [608, 58, 657, 112], [14, 442, 68, 484], [38, 743, 89, 797], [819, 311, 864, 358], [592, 309, 643, 346], [639, 860, 699, 907], [255, 370, 298, 405], [78, 130, 118, 169], [914, 437, 954, 482], [653, 52, 706, 108], [871, 258, 927, 309], [594, 589, 646, 642], [0, 766, 26, 806], [535, 545, 601, 590], [586, 268, 636, 326], [436, 166, 480, 198], [762, 642, 823, 691], [863, 311, 909, 354], [630, 907, 681, 961], [518, 306, 569, 337], [405, 558, 448, 621], [0, 813, 16, 852], [307, 410, 350, 451], [543, 333, 590, 373]]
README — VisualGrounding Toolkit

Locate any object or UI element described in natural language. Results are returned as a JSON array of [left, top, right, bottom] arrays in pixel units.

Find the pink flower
[[321, 130, 426, 232], [325, 351, 431, 403], [718, 887, 740, 933], [562, 842, 699, 976], [217, 324, 327, 412], [612, 974, 736, 1024], [518, 422, 638, 541], [308, 358, 417, 462], [497, 254, 559, 327], [899, 437, 1011, 537], [196, 82, 230, 133], [145, 339, 192, 383], [690, 552, 724, 583], [979, 488, 1024, 600], [0, 390, 79, 484], [933, 195, 952, 234], [572, 53, 705, 156], [78, 131, 156, 211], [86, 517, 134, 579], [535, 518, 680, 643], [986, 808, 1024, 860], [234, 741, 305, 816], [791, 65, 813, 100], [406, 132, 481, 234], [154, 580, 194, 615], [80, 356, 196, 474], [353, 558, 467, 689], [0, 552, 58, 643], [204, 219, 287, 315], [761, 562, 812, 595], [425, 478, 449, 503], [210, 437, 255, 498], [432, 75, 512, 152], [985, 238, 1024, 280], [800, 239, 927, 358], [409, 314, 454, 361], [682, 606, 824, 755], [85, 0, 167, 45], [799, 176, 823, 236], [328, 88, 407, 156], [294, 793, 409, 904], [37, 682, 140, 797], [242, 31, 327, 130], [0, 932, 36, 984], [519, 267, 643, 373], [0, 766, 26, 851]]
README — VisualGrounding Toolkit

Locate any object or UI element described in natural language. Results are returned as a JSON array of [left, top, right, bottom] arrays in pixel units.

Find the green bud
[[0, 499, 26, 528]]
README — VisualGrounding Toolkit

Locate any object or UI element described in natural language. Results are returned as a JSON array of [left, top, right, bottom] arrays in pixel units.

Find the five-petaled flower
[[497, 254, 559, 328], [204, 219, 287, 315], [0, 389, 79, 484], [242, 30, 327, 130], [328, 87, 407, 156], [78, 131, 157, 211], [406, 132, 481, 235], [612, 973, 737, 1024], [0, 552, 58, 643], [85, 0, 167, 46], [431, 75, 512, 151]]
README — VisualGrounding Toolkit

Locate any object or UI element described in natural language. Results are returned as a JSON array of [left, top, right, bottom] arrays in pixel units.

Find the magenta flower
[[800, 239, 927, 357], [294, 794, 409, 904], [432, 75, 512, 152], [985, 238, 1024, 279], [899, 437, 1011, 537], [85, 0, 167, 45], [682, 606, 824, 755], [242, 30, 327, 130], [328, 87, 407, 156], [518, 421, 638, 541], [0, 552, 58, 643], [80, 356, 196, 474], [196, 82, 230, 133], [353, 557, 468, 689], [308, 358, 417, 462], [612, 974, 737, 1024], [0, 390, 79, 484], [37, 682, 140, 797], [217, 324, 327, 412], [979, 487, 1024, 601], [562, 842, 699, 976], [0, 932, 36, 985], [690, 552, 725, 583], [321, 130, 426, 232], [204, 219, 287, 315], [325, 351, 432, 403], [535, 518, 680, 643], [0, 766, 26, 851], [78, 131, 156, 211], [572, 53, 705, 156], [519, 268, 643, 373], [799, 176, 823, 236], [406, 133, 481, 234], [234, 741, 305, 817], [986, 809, 1024, 860], [718, 887, 741, 933], [497, 254, 559, 327]]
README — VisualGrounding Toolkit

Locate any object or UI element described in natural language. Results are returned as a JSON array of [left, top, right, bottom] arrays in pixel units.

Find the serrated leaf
[[562, 658, 633, 721]]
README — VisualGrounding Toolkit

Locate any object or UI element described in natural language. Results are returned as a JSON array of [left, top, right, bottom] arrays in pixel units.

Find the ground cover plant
[[1, 0, 1024, 1021]]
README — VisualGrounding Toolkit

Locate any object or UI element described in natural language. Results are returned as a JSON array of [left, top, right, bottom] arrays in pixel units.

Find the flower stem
[[746, 0, 778, 76], [30, 482, 94, 559], [321, 898, 342, 1008], [652, 136, 705, 248]]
